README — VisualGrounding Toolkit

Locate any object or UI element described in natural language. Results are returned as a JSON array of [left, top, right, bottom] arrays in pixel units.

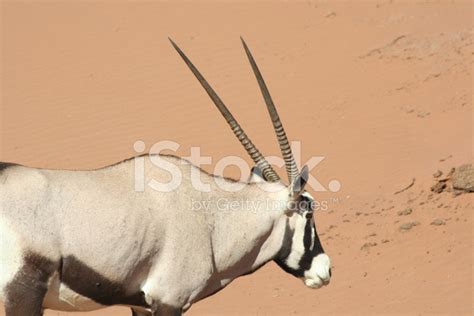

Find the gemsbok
[[0, 38, 331, 316]]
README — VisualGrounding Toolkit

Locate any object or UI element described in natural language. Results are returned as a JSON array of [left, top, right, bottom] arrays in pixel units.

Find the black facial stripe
[[274, 216, 325, 278], [302, 216, 313, 250], [297, 217, 323, 272], [312, 221, 324, 255]]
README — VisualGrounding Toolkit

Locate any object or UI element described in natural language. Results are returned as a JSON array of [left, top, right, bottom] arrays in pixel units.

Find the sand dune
[[1, 1, 472, 315]]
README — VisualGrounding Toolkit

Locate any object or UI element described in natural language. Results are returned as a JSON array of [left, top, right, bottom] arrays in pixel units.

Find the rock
[[431, 181, 447, 193], [417, 111, 431, 118], [361, 242, 377, 250], [399, 221, 420, 231], [397, 207, 413, 216], [431, 219, 446, 226], [433, 170, 443, 178], [452, 164, 474, 192], [381, 239, 390, 243], [439, 155, 452, 162], [446, 167, 456, 178]]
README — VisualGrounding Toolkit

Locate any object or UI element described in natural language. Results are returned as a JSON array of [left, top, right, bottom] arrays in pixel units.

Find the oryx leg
[[151, 302, 182, 316], [4, 253, 57, 316], [131, 308, 152, 316]]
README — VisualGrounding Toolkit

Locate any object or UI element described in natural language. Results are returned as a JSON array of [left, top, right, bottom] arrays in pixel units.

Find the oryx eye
[[300, 200, 310, 210]]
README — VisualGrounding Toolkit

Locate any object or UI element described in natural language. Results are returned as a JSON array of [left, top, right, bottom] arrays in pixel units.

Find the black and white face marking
[[275, 192, 331, 289]]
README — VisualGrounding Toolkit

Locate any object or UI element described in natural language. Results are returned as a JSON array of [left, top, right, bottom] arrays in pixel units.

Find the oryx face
[[275, 192, 331, 289]]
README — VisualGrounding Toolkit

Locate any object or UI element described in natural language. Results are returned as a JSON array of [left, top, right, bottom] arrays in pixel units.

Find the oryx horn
[[240, 38, 299, 183], [169, 38, 280, 182]]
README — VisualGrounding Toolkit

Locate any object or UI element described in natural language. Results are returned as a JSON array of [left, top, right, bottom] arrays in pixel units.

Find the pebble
[[430, 219, 446, 226], [433, 170, 443, 178], [398, 207, 413, 216], [361, 242, 377, 250], [399, 221, 420, 231]]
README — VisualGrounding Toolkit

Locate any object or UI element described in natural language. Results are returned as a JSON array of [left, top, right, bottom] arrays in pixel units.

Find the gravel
[[399, 221, 420, 231], [430, 219, 446, 226]]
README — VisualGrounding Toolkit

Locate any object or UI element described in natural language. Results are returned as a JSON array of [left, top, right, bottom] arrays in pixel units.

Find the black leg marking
[[60, 255, 149, 307], [4, 253, 57, 316], [132, 308, 152, 316], [151, 302, 182, 316]]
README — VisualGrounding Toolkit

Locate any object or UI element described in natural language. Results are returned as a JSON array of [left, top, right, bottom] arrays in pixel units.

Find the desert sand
[[0, 1, 472, 315]]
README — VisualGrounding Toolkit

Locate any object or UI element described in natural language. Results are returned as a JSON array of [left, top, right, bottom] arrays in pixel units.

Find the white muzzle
[[303, 254, 331, 289]]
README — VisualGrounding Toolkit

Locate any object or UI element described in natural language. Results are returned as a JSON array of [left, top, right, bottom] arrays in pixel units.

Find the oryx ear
[[290, 165, 309, 197], [248, 166, 267, 183]]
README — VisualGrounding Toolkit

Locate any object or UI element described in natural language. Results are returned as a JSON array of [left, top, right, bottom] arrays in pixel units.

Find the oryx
[[0, 38, 331, 316]]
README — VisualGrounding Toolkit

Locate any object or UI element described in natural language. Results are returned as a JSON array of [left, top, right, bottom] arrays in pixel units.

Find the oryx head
[[170, 38, 331, 289]]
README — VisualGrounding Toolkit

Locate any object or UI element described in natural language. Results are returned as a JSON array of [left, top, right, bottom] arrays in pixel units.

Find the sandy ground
[[1, 1, 472, 315]]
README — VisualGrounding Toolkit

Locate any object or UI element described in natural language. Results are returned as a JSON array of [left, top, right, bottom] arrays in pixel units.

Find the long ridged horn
[[240, 37, 299, 183], [169, 38, 280, 182]]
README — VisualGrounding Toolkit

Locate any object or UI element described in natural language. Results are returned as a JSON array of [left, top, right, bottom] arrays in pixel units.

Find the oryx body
[[0, 39, 331, 316]]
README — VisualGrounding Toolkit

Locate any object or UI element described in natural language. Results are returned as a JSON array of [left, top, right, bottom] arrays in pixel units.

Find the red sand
[[1, 1, 472, 315]]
